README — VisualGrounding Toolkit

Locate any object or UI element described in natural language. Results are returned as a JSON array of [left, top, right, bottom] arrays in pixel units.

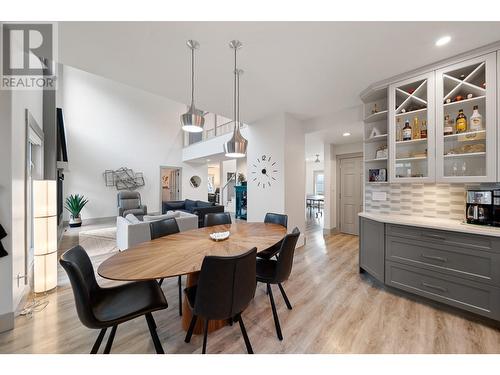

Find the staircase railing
[[221, 173, 236, 208]]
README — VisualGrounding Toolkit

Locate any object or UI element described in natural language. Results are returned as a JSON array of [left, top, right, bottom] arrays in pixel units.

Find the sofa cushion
[[164, 201, 185, 210], [143, 211, 180, 222], [195, 200, 214, 208], [125, 214, 141, 224], [123, 208, 147, 217], [184, 199, 197, 211]]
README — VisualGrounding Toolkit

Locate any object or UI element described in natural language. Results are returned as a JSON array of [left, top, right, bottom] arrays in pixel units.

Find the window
[[313, 171, 324, 195]]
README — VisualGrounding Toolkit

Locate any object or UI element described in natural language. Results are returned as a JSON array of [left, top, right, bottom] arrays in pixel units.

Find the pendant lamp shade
[[225, 40, 248, 158], [181, 40, 205, 133]]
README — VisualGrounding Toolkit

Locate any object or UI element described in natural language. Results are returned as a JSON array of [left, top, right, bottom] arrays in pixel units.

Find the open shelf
[[395, 156, 427, 162], [366, 181, 389, 185], [395, 108, 427, 117], [443, 129, 486, 139], [443, 95, 485, 108], [364, 110, 388, 123], [396, 138, 427, 145], [365, 157, 388, 163], [364, 134, 388, 143], [443, 152, 486, 158]]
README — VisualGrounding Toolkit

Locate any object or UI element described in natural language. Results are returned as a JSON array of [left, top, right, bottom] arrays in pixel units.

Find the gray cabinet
[[359, 217, 385, 283], [360, 217, 500, 321]]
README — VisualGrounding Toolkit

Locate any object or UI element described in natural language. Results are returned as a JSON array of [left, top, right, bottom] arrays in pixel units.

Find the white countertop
[[359, 212, 500, 238]]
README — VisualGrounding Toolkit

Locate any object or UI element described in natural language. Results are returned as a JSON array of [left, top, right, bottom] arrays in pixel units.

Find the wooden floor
[[1, 215, 500, 354]]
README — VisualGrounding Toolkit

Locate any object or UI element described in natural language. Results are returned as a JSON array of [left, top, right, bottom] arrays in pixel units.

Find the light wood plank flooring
[[1, 218, 500, 354]]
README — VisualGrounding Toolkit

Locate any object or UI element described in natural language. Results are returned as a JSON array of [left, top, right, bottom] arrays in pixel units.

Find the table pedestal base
[[181, 271, 228, 334]]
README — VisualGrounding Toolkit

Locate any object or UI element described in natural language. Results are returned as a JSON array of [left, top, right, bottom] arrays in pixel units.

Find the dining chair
[[204, 212, 232, 227], [256, 227, 300, 341], [257, 213, 288, 260], [149, 218, 184, 316], [59, 245, 168, 354], [184, 248, 257, 354]]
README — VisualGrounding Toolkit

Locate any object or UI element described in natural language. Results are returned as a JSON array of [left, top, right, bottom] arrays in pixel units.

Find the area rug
[[78, 227, 118, 256]]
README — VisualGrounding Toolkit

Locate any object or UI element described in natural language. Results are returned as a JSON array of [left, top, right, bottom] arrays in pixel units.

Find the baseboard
[[63, 216, 116, 226], [0, 312, 14, 333]]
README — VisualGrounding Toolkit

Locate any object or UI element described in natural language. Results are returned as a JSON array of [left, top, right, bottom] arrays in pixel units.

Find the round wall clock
[[251, 154, 278, 189]]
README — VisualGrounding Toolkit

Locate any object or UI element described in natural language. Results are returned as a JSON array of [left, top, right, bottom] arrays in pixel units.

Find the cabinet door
[[435, 52, 496, 182], [359, 217, 385, 283], [388, 72, 436, 182]]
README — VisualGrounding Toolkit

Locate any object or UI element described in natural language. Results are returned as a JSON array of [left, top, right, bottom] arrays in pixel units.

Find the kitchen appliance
[[466, 190, 493, 226], [492, 190, 500, 227]]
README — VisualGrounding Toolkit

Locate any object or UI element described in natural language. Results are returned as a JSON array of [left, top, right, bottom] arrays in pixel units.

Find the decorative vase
[[69, 215, 82, 228]]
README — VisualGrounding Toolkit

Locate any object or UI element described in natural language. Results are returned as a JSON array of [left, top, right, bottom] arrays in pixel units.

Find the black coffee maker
[[466, 190, 493, 225], [492, 190, 500, 227]]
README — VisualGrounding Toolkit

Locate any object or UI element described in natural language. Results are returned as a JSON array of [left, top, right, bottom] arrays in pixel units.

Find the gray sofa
[[116, 211, 198, 251], [117, 191, 147, 218]]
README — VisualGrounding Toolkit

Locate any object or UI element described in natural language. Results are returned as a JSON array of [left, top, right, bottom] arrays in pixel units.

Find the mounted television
[[56, 107, 68, 162]]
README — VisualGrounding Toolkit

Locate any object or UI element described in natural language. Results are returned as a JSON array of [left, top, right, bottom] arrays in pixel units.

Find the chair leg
[[90, 328, 107, 354], [278, 283, 293, 310], [103, 325, 117, 354], [145, 313, 165, 354], [158, 278, 164, 286], [237, 315, 254, 354], [178, 275, 182, 316], [202, 319, 209, 354], [184, 315, 198, 343], [267, 284, 283, 341]]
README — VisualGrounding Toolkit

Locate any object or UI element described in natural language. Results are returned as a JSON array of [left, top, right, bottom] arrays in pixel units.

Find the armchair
[[117, 191, 147, 218]]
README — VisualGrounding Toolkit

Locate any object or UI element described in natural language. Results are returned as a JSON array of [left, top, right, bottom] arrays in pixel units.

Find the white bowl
[[209, 231, 230, 241]]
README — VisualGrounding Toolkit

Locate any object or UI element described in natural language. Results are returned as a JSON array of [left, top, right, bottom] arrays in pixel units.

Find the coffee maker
[[466, 190, 493, 225], [492, 190, 500, 227]]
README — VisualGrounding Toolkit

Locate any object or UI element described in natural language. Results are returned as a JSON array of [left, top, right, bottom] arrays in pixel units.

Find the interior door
[[340, 156, 363, 235]]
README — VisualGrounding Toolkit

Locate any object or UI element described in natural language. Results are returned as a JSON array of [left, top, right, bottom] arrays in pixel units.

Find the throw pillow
[[184, 199, 197, 211], [125, 214, 141, 224]]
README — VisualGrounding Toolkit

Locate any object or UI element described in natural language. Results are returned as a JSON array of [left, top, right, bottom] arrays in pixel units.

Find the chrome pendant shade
[[224, 40, 248, 158], [181, 40, 205, 133]]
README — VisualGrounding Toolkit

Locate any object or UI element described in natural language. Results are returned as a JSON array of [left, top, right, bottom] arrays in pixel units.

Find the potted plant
[[237, 172, 247, 186], [65, 194, 89, 228]]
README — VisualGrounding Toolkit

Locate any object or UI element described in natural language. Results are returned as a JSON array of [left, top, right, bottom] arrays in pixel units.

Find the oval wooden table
[[98, 222, 286, 334]]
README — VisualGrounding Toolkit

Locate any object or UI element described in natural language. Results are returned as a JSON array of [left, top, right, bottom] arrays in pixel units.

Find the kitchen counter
[[359, 212, 500, 238]]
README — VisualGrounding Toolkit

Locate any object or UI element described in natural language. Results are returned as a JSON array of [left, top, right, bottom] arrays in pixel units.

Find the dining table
[[98, 221, 287, 335]]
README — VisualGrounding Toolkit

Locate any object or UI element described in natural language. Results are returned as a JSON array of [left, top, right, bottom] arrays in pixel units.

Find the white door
[[340, 157, 363, 235]]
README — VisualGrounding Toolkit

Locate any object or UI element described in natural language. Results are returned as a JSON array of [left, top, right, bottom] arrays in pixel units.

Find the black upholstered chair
[[59, 245, 168, 354], [204, 212, 232, 227], [257, 213, 288, 260], [149, 218, 183, 316], [184, 248, 257, 354], [256, 227, 300, 341]]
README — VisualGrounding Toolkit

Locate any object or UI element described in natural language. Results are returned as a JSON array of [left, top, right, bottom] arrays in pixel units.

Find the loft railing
[[220, 173, 236, 206], [183, 112, 246, 147]]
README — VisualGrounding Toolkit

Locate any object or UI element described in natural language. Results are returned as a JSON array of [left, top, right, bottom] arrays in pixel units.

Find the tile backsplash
[[365, 183, 467, 220]]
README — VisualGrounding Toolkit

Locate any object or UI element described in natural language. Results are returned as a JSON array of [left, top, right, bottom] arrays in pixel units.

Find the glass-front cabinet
[[389, 72, 435, 182], [435, 53, 497, 182]]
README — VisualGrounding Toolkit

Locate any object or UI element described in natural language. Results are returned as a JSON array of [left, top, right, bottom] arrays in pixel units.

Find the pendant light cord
[[233, 47, 237, 131], [191, 47, 195, 106]]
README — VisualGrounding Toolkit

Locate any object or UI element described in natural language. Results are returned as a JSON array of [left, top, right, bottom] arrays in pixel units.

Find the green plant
[[64, 194, 89, 218]]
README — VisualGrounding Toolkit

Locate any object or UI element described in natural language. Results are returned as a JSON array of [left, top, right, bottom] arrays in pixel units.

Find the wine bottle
[[456, 109, 467, 133], [469, 105, 482, 131], [444, 115, 453, 135], [403, 119, 412, 141], [420, 120, 427, 139], [413, 117, 420, 139]]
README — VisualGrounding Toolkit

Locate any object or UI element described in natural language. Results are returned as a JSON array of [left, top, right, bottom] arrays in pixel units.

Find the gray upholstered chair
[[117, 191, 147, 218]]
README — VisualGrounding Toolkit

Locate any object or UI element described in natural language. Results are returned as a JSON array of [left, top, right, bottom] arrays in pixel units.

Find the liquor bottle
[[456, 109, 467, 133], [420, 120, 427, 139], [413, 117, 420, 139], [396, 118, 402, 141], [469, 105, 483, 131], [402, 119, 412, 141], [444, 115, 454, 135]]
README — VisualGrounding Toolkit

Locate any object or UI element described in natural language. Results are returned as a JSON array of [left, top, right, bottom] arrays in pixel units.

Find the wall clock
[[251, 154, 278, 189]]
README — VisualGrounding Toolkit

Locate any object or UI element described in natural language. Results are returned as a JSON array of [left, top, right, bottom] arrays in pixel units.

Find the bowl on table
[[209, 231, 230, 241]]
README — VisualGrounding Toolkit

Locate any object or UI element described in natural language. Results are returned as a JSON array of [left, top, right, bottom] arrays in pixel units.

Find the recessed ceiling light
[[435, 36, 451, 47], [342, 132, 351, 137]]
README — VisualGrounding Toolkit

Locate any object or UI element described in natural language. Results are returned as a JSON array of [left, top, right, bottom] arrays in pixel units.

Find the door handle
[[422, 233, 446, 241], [421, 281, 448, 293], [421, 254, 448, 262]]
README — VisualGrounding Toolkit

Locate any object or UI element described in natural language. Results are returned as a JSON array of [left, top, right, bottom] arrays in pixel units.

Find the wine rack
[[435, 53, 496, 182], [389, 72, 435, 182]]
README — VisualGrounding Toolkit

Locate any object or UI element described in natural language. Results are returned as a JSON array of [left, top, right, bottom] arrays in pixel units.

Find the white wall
[[61, 65, 207, 220], [247, 113, 305, 246]]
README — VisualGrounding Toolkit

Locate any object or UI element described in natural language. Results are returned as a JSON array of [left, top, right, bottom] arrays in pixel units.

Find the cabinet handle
[[422, 233, 446, 241], [421, 281, 448, 293], [421, 254, 448, 262]]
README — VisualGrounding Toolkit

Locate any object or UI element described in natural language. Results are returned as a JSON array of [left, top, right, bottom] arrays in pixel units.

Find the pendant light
[[314, 154, 320, 163], [180, 40, 205, 133], [224, 40, 248, 158]]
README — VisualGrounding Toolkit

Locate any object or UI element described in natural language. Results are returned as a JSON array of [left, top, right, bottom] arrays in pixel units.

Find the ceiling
[[58, 22, 500, 125]]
